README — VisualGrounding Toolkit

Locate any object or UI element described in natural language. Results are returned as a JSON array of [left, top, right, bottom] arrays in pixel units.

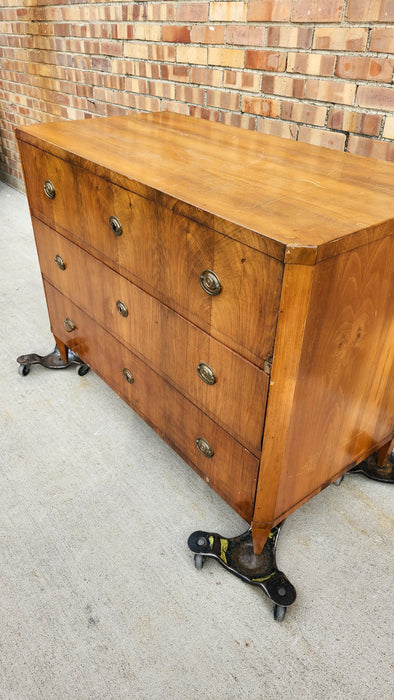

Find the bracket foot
[[17, 345, 89, 377], [188, 524, 296, 621]]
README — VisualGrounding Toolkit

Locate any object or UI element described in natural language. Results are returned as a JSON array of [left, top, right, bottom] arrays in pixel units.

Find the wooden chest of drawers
[[16, 113, 394, 559]]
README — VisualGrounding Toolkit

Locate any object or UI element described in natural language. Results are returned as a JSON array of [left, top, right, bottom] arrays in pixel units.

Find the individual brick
[[356, 85, 394, 110], [208, 47, 244, 68], [327, 109, 382, 136], [176, 85, 206, 104], [347, 135, 394, 162], [262, 75, 305, 98], [189, 105, 220, 121], [221, 113, 256, 129], [336, 56, 393, 83], [287, 53, 336, 76], [281, 102, 327, 126], [147, 3, 176, 21], [241, 95, 281, 117], [248, 0, 292, 22], [206, 89, 240, 110], [133, 62, 160, 80], [177, 2, 209, 22], [160, 101, 189, 115], [226, 25, 266, 46], [177, 46, 208, 65], [298, 126, 347, 150], [313, 27, 369, 51], [209, 2, 247, 22], [305, 79, 356, 105], [383, 116, 394, 139], [148, 45, 176, 62], [346, 0, 394, 22], [369, 27, 394, 52], [224, 70, 261, 92], [257, 117, 297, 139], [266, 26, 313, 48], [148, 81, 176, 100], [133, 24, 161, 42], [245, 50, 286, 71], [292, 0, 344, 22], [124, 43, 148, 60], [161, 64, 190, 82], [190, 67, 223, 87], [134, 95, 161, 112], [191, 25, 225, 44], [162, 26, 191, 43], [102, 74, 125, 91], [125, 77, 149, 95]]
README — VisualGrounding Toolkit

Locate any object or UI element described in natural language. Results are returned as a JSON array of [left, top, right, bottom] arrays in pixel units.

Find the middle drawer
[[36, 219, 269, 455]]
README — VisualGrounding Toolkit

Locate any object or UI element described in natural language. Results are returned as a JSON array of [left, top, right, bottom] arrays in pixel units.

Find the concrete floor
[[0, 179, 393, 699]]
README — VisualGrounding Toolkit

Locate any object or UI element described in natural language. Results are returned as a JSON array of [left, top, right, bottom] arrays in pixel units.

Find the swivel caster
[[18, 363, 31, 377], [273, 604, 287, 622], [194, 553, 204, 570], [76, 363, 90, 376]]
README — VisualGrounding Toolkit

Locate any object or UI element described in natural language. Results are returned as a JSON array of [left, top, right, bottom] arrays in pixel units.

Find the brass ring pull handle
[[43, 180, 55, 199], [109, 215, 122, 236], [199, 269, 221, 296], [197, 362, 216, 385], [123, 368, 134, 384], [64, 317, 75, 333], [195, 437, 214, 458], [116, 300, 129, 317], [54, 254, 66, 271]]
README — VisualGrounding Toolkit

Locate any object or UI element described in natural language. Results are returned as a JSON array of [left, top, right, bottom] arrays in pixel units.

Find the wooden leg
[[376, 438, 394, 466], [54, 335, 68, 363], [251, 522, 272, 555]]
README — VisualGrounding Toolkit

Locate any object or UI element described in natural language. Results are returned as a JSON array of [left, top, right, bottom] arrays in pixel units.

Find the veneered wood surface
[[16, 112, 394, 264], [253, 233, 394, 540], [252, 263, 315, 553], [44, 283, 259, 522], [20, 141, 283, 366], [35, 219, 269, 455], [15, 114, 394, 554]]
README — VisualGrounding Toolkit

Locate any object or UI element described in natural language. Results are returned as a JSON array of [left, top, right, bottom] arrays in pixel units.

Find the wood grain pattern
[[275, 235, 394, 516], [21, 142, 283, 366], [253, 234, 394, 548], [16, 112, 394, 265], [44, 282, 259, 522], [252, 263, 315, 553], [35, 220, 268, 456], [15, 113, 394, 555]]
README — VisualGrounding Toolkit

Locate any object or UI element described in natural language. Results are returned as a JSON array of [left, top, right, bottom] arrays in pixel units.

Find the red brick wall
[[1, 1, 393, 187]]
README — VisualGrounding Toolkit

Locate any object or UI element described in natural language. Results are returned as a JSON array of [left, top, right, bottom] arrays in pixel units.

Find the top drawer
[[19, 141, 283, 367]]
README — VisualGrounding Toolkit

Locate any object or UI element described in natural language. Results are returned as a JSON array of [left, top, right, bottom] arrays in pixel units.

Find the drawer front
[[44, 282, 259, 522], [36, 220, 268, 455], [21, 142, 283, 366]]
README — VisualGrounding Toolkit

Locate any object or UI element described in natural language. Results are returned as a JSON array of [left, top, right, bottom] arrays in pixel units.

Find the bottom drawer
[[44, 281, 259, 522]]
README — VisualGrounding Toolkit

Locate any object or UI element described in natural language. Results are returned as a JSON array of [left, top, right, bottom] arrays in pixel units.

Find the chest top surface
[[16, 111, 394, 264]]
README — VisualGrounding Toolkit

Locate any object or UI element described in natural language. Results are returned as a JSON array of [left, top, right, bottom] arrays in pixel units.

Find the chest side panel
[[276, 233, 394, 516]]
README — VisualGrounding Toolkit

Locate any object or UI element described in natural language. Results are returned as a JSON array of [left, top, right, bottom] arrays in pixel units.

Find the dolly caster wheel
[[194, 553, 204, 570], [76, 364, 90, 376], [273, 604, 287, 622], [188, 525, 296, 619], [18, 363, 31, 377], [334, 476, 344, 486]]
